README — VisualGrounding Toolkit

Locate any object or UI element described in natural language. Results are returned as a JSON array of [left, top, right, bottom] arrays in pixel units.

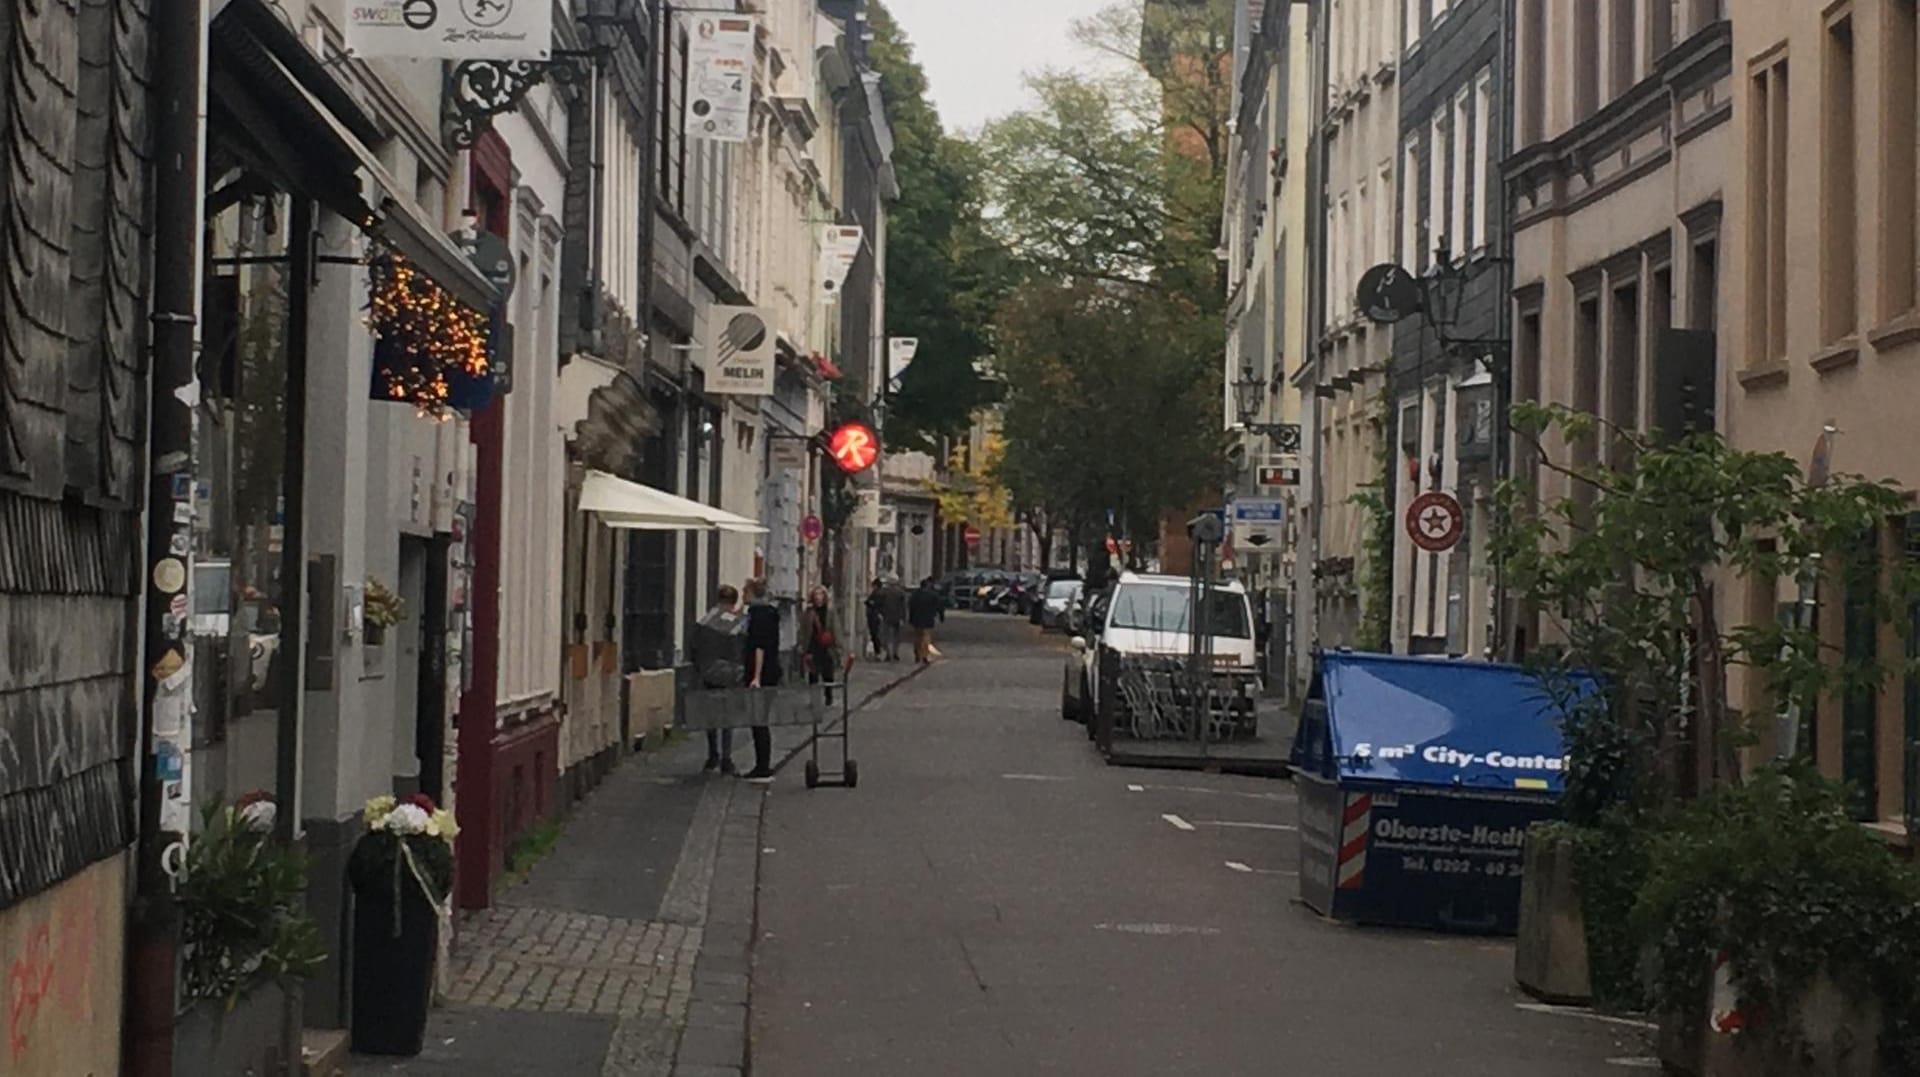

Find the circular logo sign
[[1356, 263, 1421, 325], [460, 0, 511, 28], [827, 422, 878, 474], [401, 0, 439, 30], [801, 515, 823, 543], [1405, 491, 1465, 553], [963, 526, 982, 548]]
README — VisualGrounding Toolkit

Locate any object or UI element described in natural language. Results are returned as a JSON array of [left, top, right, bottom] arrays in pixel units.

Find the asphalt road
[[751, 612, 1654, 1076]]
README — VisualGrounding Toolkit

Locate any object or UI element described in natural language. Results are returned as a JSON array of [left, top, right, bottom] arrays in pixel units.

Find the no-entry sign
[[963, 525, 982, 548], [1405, 491, 1464, 553]]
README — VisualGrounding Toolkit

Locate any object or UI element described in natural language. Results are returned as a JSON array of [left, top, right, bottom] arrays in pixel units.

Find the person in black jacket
[[740, 577, 781, 781], [908, 577, 944, 664]]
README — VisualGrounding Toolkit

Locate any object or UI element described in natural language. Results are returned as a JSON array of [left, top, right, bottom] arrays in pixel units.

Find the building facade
[[1224, 0, 1312, 693], [1722, 0, 1919, 828], [1387, 0, 1510, 657], [1301, 0, 1399, 657], [1506, 0, 1732, 663]]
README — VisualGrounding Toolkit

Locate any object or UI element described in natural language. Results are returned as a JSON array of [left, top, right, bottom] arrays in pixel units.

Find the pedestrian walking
[[691, 584, 746, 773], [878, 576, 908, 661], [908, 576, 943, 664], [741, 578, 781, 782], [864, 577, 885, 659], [798, 585, 843, 705]]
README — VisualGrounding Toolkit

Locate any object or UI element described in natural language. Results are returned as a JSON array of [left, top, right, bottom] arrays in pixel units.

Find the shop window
[[191, 188, 293, 825]]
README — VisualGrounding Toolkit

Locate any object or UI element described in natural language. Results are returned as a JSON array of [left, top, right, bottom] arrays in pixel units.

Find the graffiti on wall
[[0, 855, 122, 1075]]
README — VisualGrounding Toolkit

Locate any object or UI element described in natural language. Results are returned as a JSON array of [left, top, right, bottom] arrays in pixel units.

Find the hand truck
[[805, 655, 859, 789]]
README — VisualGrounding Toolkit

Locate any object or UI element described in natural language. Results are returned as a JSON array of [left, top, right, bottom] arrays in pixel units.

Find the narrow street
[[753, 614, 1652, 1075]]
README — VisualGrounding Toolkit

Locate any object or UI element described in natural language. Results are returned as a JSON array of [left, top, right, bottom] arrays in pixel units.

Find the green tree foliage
[[866, 2, 1014, 450], [979, 0, 1236, 557], [995, 281, 1227, 553]]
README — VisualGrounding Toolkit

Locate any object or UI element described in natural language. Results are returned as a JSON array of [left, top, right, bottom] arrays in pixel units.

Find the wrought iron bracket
[[1241, 422, 1302, 454], [443, 50, 601, 150]]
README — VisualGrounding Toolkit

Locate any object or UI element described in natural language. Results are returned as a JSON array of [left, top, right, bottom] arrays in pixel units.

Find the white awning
[[579, 471, 767, 534]]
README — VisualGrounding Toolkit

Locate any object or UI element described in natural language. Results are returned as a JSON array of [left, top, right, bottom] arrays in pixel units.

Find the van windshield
[[1107, 583, 1251, 639]]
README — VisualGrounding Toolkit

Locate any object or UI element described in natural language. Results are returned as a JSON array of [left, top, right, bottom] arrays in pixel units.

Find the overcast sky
[[880, 0, 1118, 134]]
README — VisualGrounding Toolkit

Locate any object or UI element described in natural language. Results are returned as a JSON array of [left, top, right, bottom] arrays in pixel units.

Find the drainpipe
[[128, 0, 206, 1071]]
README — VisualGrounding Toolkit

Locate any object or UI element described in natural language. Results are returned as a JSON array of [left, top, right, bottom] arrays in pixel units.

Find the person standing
[[878, 576, 908, 661], [741, 578, 781, 782], [864, 577, 885, 658], [797, 585, 843, 705], [691, 584, 746, 773], [908, 576, 943, 664]]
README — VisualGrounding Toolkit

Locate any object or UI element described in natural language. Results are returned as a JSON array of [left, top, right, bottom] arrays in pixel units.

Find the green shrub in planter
[[1634, 763, 1920, 1071], [178, 794, 326, 1008]]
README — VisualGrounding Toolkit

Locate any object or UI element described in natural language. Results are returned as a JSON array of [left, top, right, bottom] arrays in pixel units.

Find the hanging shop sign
[[769, 436, 810, 473], [827, 422, 879, 474], [888, 337, 918, 389], [1257, 464, 1300, 487], [683, 14, 756, 142], [817, 226, 863, 304], [367, 254, 494, 416], [1405, 490, 1465, 553], [345, 0, 553, 60], [801, 515, 824, 542], [705, 306, 775, 394]]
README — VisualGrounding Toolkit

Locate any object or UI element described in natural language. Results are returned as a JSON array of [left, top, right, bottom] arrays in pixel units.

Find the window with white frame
[[1451, 88, 1470, 264], [1402, 138, 1421, 270], [1472, 70, 1492, 253], [1428, 111, 1447, 263], [1338, 193, 1353, 315], [1326, 203, 1341, 328], [1375, 160, 1393, 268]]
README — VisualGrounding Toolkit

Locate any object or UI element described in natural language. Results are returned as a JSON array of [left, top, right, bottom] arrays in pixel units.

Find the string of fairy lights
[[366, 252, 490, 416]]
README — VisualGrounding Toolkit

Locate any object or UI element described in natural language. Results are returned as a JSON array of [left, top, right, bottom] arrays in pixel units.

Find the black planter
[[349, 876, 437, 1055]]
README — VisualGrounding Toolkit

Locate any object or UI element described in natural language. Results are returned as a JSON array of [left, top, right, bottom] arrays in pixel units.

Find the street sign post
[[1405, 490, 1464, 553], [1230, 498, 1286, 551]]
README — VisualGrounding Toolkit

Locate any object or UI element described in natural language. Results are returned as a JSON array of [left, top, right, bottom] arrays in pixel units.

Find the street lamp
[[1232, 362, 1301, 454]]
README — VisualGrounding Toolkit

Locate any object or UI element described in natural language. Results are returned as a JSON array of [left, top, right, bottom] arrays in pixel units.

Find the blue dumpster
[[1290, 651, 1597, 934]]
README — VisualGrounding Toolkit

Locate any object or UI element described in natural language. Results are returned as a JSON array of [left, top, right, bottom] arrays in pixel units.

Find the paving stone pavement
[[356, 659, 920, 1077]]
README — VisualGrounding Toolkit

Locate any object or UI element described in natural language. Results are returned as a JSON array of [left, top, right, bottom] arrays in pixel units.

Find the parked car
[[941, 572, 979, 609], [1036, 578, 1082, 630], [1061, 572, 1260, 727]]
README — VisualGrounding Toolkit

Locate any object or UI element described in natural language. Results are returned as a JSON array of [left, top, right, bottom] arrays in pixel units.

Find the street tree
[[994, 280, 1227, 564], [1493, 403, 1920, 1012], [866, 2, 1015, 450]]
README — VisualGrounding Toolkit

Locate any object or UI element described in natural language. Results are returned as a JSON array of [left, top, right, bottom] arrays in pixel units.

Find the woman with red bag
[[797, 585, 844, 706]]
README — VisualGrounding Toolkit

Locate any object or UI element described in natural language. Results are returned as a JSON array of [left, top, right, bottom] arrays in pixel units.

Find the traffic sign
[[1405, 490, 1464, 553], [1257, 464, 1300, 487], [963, 525, 982, 548], [827, 422, 879, 474], [1231, 497, 1286, 550], [801, 515, 823, 542]]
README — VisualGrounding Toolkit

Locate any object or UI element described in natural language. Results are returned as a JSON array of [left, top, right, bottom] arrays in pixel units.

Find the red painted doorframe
[[456, 129, 511, 909]]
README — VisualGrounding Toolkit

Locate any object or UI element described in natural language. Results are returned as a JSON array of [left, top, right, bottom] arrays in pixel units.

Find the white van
[[1060, 572, 1259, 725]]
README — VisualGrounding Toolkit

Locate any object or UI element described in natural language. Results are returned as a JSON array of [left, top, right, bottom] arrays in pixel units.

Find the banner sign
[[817, 225, 863, 304], [706, 306, 775, 395], [346, 0, 552, 60], [888, 337, 918, 388], [683, 14, 756, 142]]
